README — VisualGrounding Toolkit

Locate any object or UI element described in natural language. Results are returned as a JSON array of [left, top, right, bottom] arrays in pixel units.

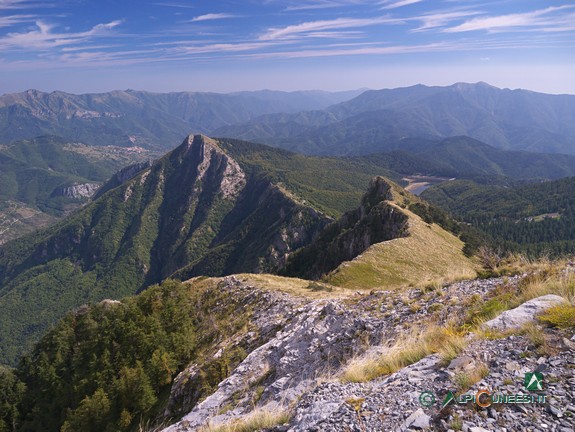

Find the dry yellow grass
[[341, 324, 468, 383], [453, 363, 490, 392], [185, 273, 352, 299], [326, 205, 477, 291], [233, 274, 352, 299], [518, 270, 575, 304], [200, 407, 290, 432]]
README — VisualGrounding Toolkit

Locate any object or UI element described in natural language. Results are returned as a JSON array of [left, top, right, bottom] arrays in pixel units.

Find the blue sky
[[0, 0, 574, 94]]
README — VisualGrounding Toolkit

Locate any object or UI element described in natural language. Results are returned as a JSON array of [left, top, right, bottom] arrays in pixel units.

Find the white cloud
[[260, 16, 403, 40], [380, 0, 424, 10], [190, 13, 236, 22], [444, 5, 575, 33], [151, 2, 196, 9], [178, 42, 270, 54], [0, 19, 123, 50], [412, 10, 481, 32], [245, 42, 453, 59], [0, 0, 30, 9], [283, 1, 378, 11], [0, 0, 55, 10], [0, 14, 36, 27]]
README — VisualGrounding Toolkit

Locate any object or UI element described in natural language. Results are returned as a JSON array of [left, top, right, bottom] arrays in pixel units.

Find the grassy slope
[[233, 273, 353, 300], [326, 205, 477, 290]]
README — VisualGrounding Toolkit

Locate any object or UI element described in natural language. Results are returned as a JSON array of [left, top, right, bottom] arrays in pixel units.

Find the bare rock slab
[[483, 294, 566, 331]]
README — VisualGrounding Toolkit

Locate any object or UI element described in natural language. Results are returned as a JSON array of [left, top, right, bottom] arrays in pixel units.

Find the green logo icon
[[419, 391, 435, 407], [442, 391, 455, 409], [525, 372, 543, 391]]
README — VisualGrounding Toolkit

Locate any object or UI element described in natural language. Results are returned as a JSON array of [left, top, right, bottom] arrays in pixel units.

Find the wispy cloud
[[412, 10, 481, 32], [245, 42, 452, 59], [444, 5, 575, 33], [189, 13, 237, 22], [0, 0, 55, 10], [260, 16, 402, 40], [245, 35, 568, 60], [380, 0, 424, 10], [283, 1, 378, 11], [0, 14, 36, 27], [0, 19, 123, 50], [176, 41, 275, 55], [151, 2, 196, 9]]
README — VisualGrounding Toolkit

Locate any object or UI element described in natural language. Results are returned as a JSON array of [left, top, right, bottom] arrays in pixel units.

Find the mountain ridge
[[213, 82, 575, 155], [0, 89, 363, 149]]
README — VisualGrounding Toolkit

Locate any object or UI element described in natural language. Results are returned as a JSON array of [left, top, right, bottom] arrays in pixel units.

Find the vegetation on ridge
[[0, 278, 264, 432]]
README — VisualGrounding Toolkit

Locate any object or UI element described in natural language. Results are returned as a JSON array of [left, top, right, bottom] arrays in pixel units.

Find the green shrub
[[539, 304, 575, 329]]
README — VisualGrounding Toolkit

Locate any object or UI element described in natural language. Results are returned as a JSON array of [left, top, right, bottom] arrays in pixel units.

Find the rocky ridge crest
[[161, 272, 574, 431]]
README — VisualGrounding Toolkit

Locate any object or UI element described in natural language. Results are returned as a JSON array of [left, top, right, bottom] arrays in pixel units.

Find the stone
[[448, 355, 474, 370], [397, 408, 430, 431], [547, 405, 563, 418], [484, 295, 567, 330]]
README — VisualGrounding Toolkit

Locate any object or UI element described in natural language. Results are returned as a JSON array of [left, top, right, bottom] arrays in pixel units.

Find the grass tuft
[[342, 325, 467, 383], [200, 408, 290, 432], [453, 363, 489, 392], [538, 304, 575, 329]]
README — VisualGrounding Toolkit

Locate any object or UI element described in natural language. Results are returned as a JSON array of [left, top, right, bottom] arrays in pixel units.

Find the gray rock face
[[161, 275, 575, 432], [51, 182, 100, 199], [484, 294, 566, 330], [163, 282, 388, 431]]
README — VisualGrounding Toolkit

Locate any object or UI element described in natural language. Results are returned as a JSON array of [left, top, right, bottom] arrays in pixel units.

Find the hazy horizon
[[3, 80, 575, 97]]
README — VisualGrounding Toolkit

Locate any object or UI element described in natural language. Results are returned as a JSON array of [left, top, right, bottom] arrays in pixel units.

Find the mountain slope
[[0, 135, 337, 365], [0, 136, 155, 243], [5, 261, 568, 432], [280, 177, 410, 280], [214, 82, 575, 155]]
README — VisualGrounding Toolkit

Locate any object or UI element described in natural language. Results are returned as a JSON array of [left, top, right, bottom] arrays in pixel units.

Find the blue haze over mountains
[[214, 82, 575, 156], [1, 83, 575, 157]]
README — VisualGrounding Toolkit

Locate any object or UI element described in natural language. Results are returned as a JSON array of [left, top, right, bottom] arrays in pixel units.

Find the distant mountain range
[[2, 83, 574, 156], [0, 89, 364, 149], [214, 82, 575, 155], [375, 136, 575, 181]]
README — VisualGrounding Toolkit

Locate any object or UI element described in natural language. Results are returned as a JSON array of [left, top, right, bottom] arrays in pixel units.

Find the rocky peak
[[280, 176, 408, 280], [169, 134, 246, 200], [360, 176, 393, 209]]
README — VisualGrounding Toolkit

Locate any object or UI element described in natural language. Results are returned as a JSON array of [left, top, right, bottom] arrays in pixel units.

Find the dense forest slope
[[422, 176, 575, 256]]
